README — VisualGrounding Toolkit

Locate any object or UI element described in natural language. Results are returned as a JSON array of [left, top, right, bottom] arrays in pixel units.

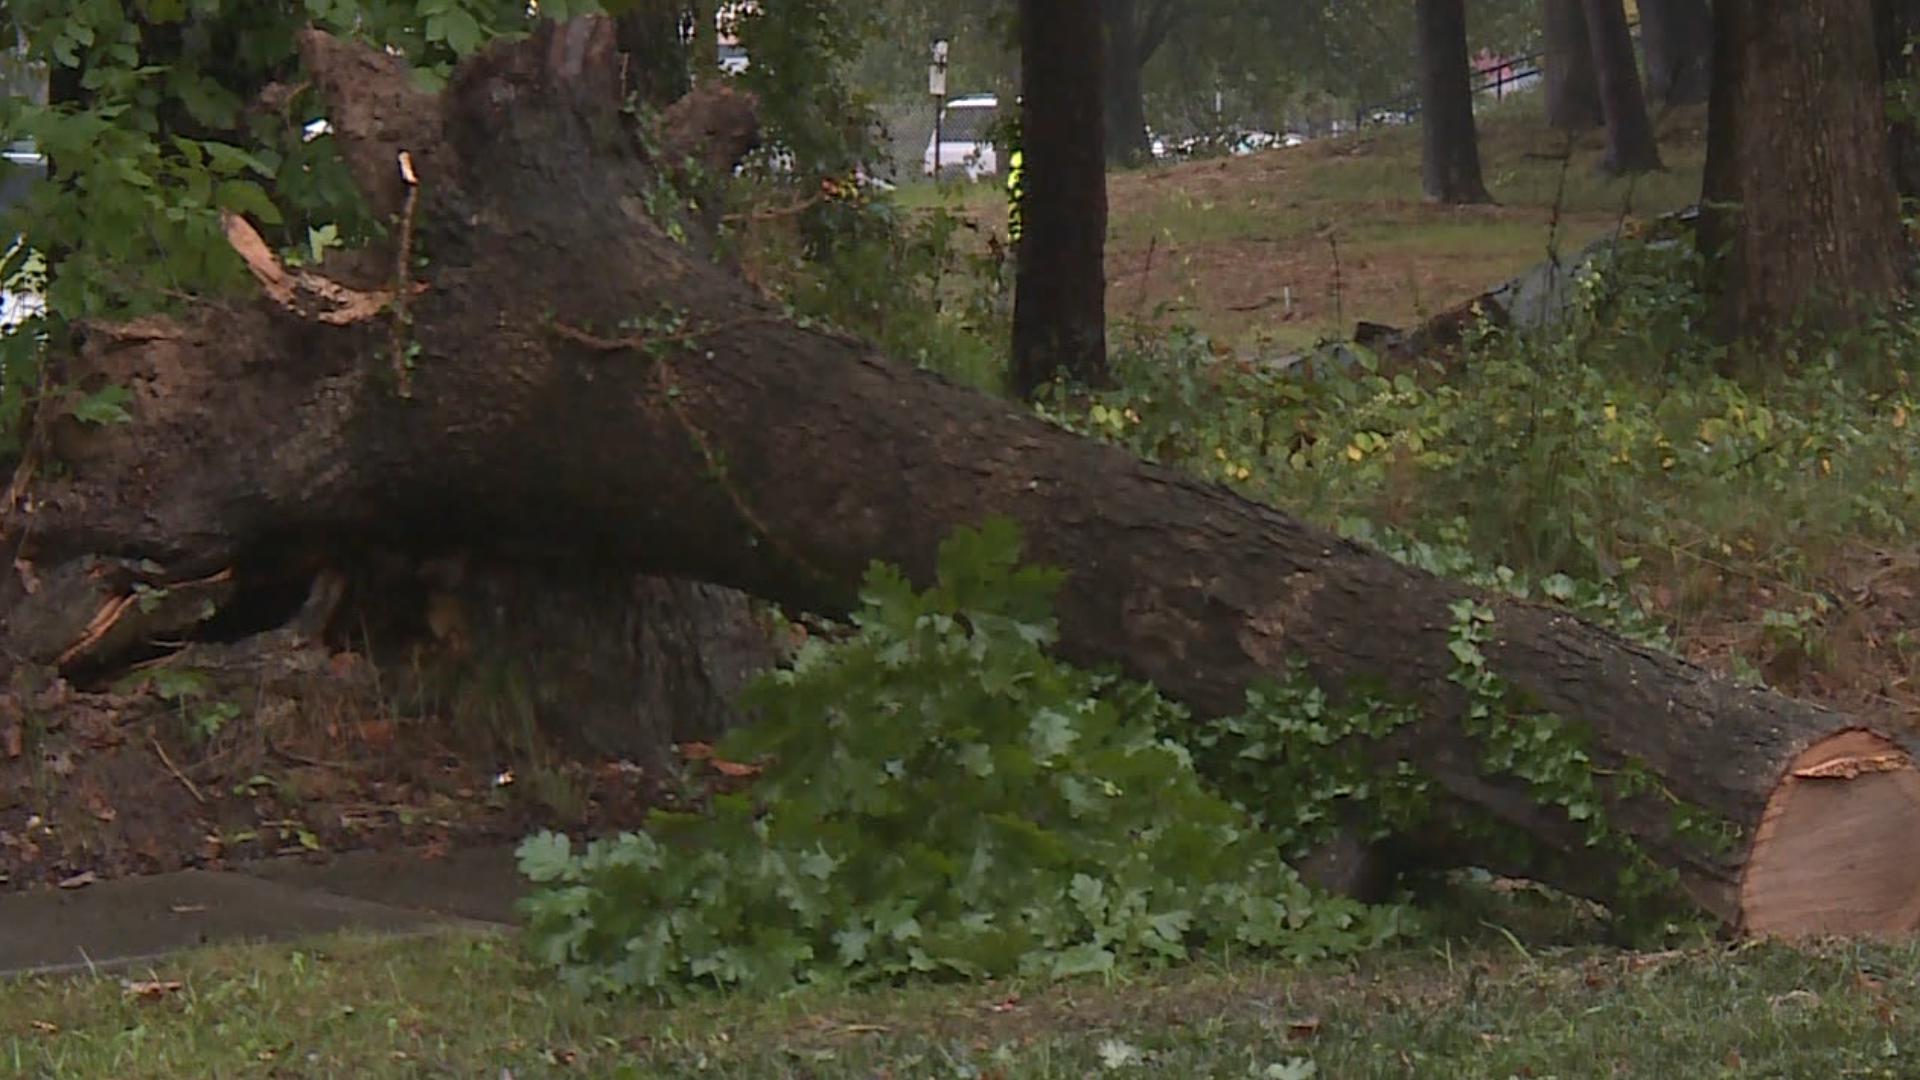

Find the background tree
[[1101, 0, 1181, 164], [1582, 0, 1662, 173], [1877, 0, 1920, 206], [1637, 0, 1712, 107], [1543, 0, 1603, 129], [615, 0, 695, 108], [1418, 0, 1493, 204], [1011, 0, 1109, 396], [1700, 0, 1904, 343]]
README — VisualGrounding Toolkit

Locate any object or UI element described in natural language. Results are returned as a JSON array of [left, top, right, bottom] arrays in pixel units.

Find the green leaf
[[1048, 942, 1116, 978], [515, 831, 575, 883], [215, 178, 282, 225], [426, 8, 487, 55], [69, 384, 134, 426]]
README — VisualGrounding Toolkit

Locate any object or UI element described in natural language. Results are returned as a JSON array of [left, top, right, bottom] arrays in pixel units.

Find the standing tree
[[1582, 0, 1663, 173], [1101, 0, 1181, 165], [1543, 0, 1603, 129], [1878, 0, 1920, 205], [616, 0, 695, 107], [1638, 0, 1713, 106], [1417, 0, 1493, 204], [1011, 0, 1110, 397], [1700, 0, 1905, 342]]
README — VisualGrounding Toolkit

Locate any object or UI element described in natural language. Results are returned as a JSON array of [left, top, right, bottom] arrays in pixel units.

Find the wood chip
[[222, 211, 397, 325], [123, 980, 184, 1001], [1793, 752, 1909, 780]]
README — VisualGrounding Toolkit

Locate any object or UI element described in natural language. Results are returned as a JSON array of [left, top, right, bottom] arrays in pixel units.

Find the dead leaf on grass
[[709, 757, 761, 778], [677, 741, 715, 761], [28, 1020, 57, 1035], [1286, 1016, 1322, 1040], [123, 979, 184, 1002]]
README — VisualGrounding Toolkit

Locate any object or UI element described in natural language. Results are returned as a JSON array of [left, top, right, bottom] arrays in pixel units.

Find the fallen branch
[[150, 737, 207, 805]]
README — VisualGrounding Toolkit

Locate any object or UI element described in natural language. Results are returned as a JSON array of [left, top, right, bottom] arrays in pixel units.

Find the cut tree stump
[[3, 16, 1918, 936]]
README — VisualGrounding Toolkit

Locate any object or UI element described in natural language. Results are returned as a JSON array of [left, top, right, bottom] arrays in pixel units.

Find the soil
[[0, 659, 734, 892]]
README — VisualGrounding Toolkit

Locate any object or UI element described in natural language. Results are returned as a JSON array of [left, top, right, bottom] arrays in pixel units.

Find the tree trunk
[[9, 18, 1920, 937], [1102, 0, 1152, 166], [1638, 0, 1713, 107], [615, 0, 693, 109], [1877, 0, 1920, 205], [1544, 0, 1604, 129], [1012, 0, 1109, 396], [1417, 0, 1494, 204], [1582, 0, 1664, 173], [1699, 0, 1905, 343]]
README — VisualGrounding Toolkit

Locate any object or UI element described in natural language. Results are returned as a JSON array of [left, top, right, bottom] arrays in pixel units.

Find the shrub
[[518, 520, 1408, 998]]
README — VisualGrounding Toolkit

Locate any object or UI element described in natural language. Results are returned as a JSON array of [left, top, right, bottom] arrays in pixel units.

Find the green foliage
[[740, 195, 1012, 391], [1043, 238, 1920, 632], [145, 665, 242, 742], [1191, 668, 1430, 860], [0, 0, 586, 456], [0, 0, 551, 319], [519, 520, 1409, 998]]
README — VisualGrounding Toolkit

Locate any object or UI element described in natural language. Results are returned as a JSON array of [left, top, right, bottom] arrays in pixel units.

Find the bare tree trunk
[[11, 18, 1920, 936], [1418, 0, 1493, 203], [1583, 0, 1664, 173], [1638, 0, 1713, 107], [1877, 0, 1920, 205], [1012, 0, 1110, 395], [1102, 0, 1152, 165], [1700, 0, 1905, 343], [1544, 0, 1604, 129], [615, 0, 693, 108]]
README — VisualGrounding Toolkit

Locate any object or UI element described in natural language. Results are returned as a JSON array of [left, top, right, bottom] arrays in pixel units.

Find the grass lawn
[[4, 925, 1919, 1078], [896, 97, 1708, 350]]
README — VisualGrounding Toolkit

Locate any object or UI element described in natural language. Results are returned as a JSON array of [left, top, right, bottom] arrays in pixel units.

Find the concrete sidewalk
[[0, 845, 528, 978]]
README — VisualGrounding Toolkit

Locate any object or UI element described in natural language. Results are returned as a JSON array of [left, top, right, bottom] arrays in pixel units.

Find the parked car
[[1229, 130, 1308, 156], [923, 93, 999, 181]]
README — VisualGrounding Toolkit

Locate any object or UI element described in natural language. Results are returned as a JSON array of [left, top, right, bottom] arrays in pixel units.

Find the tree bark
[[615, 0, 693, 109], [1012, 0, 1109, 396], [1101, 0, 1153, 166], [1544, 0, 1604, 130], [1700, 0, 1905, 344], [1877, 0, 1920, 205], [1638, 0, 1713, 107], [1583, 0, 1664, 173], [1417, 0, 1494, 204], [8, 17, 1920, 936]]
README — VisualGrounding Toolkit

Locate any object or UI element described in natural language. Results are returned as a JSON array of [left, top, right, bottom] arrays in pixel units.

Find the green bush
[[518, 520, 1408, 998]]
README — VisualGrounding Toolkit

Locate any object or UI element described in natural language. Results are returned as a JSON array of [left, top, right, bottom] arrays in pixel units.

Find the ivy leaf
[[69, 384, 134, 426], [306, 223, 341, 266]]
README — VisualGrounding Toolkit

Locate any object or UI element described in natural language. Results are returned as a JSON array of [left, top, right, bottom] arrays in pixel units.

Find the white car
[[923, 93, 999, 181]]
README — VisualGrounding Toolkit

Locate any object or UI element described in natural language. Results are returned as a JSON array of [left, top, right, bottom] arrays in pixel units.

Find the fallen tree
[[3, 18, 1916, 937]]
